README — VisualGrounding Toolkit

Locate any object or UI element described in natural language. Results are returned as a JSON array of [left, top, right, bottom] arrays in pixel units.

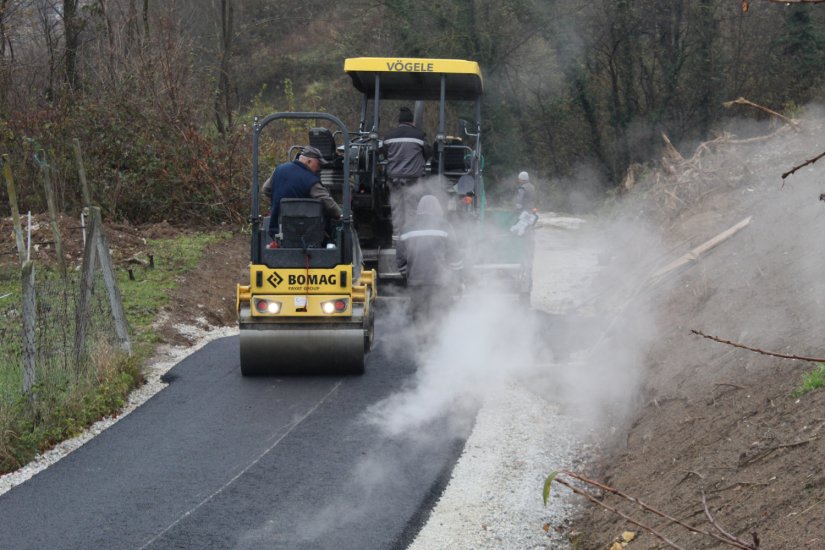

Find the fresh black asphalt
[[0, 301, 469, 549]]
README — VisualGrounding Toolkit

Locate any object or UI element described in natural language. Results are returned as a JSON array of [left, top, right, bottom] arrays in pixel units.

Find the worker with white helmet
[[513, 171, 536, 212]]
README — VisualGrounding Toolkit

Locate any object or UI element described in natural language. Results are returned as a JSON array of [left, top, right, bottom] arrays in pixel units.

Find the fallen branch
[[781, 149, 825, 180], [650, 217, 752, 282], [546, 474, 686, 550], [691, 329, 825, 363], [737, 439, 816, 467], [722, 97, 800, 130], [544, 470, 759, 550], [714, 382, 748, 390], [661, 132, 686, 163], [702, 487, 761, 549]]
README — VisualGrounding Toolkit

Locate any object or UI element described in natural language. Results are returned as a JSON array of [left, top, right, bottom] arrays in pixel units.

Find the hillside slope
[[571, 110, 825, 549]]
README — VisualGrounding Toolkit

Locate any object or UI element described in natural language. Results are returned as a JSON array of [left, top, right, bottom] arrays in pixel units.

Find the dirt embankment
[[571, 113, 825, 549]]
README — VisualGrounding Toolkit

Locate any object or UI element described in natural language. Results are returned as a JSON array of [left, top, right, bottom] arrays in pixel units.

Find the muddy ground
[[3, 115, 825, 550]]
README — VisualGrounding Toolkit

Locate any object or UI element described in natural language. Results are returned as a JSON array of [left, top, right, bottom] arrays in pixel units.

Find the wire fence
[[1, 150, 132, 459], [0, 269, 121, 408]]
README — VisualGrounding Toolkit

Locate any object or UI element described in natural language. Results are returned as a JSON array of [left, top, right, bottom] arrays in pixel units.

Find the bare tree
[[35, 0, 59, 98], [213, 0, 234, 134], [63, 0, 79, 89]]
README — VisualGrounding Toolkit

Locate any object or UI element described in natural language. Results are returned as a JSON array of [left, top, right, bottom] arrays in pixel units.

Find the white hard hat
[[518, 171, 529, 182]]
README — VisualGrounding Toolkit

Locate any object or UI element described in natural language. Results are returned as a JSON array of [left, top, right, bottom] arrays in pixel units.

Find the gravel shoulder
[[409, 215, 603, 549]]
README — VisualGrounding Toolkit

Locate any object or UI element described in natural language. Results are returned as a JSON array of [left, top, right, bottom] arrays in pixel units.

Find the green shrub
[[792, 363, 825, 398]]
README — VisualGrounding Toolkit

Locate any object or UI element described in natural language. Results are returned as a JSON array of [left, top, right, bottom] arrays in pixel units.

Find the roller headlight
[[321, 298, 348, 314], [254, 298, 281, 315]]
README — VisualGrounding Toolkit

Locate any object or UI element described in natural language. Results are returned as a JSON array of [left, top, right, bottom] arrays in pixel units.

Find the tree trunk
[[38, 3, 57, 98], [0, 0, 7, 59], [696, 0, 718, 136], [64, 0, 80, 89], [0, 0, 8, 111], [143, 0, 149, 38], [214, 0, 234, 134]]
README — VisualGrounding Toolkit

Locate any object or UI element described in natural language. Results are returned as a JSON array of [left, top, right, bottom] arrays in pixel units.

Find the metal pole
[[251, 117, 261, 264], [372, 75, 381, 134], [359, 95, 368, 133], [80, 211, 86, 247], [21, 261, 36, 397], [437, 74, 447, 177], [27, 211, 32, 261]]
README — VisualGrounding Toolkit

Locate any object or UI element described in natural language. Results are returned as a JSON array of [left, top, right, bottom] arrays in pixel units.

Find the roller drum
[[240, 324, 365, 375]]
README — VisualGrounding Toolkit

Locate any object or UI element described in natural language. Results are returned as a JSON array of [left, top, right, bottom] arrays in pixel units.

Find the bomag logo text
[[288, 274, 337, 286], [386, 60, 434, 72]]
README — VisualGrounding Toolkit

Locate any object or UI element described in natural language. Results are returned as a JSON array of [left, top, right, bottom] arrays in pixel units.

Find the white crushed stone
[[0, 323, 238, 497], [409, 214, 601, 549], [408, 385, 593, 550]]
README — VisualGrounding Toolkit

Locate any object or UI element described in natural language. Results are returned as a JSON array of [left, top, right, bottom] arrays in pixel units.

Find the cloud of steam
[[288, 105, 825, 548], [366, 191, 667, 436], [366, 286, 537, 438]]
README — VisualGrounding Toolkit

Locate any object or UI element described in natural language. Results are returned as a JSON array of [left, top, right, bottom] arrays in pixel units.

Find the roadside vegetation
[[792, 362, 825, 398], [0, 231, 229, 474], [4, 2, 825, 223]]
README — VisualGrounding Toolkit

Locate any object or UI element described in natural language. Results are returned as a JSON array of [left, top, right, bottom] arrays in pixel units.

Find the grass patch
[[792, 363, 825, 398], [0, 230, 231, 474], [119, 231, 229, 358]]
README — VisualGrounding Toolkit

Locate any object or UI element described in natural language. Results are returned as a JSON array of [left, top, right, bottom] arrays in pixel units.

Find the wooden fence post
[[75, 207, 132, 359], [36, 151, 67, 278], [74, 208, 100, 363], [72, 138, 92, 208], [93, 207, 131, 356], [2, 155, 26, 264], [21, 261, 36, 396]]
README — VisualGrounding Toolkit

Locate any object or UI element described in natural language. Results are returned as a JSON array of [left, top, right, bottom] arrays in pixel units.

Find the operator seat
[[309, 127, 345, 196], [279, 198, 325, 249], [431, 137, 467, 175], [309, 127, 339, 166]]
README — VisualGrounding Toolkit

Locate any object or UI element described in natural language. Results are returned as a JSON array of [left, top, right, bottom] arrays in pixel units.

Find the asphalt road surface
[[0, 301, 469, 549]]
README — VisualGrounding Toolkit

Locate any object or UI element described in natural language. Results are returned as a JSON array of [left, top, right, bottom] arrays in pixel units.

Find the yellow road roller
[[237, 112, 376, 375]]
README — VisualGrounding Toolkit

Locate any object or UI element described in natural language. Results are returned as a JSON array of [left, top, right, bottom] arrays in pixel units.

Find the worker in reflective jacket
[[396, 195, 463, 344], [381, 106, 433, 238], [513, 171, 536, 212]]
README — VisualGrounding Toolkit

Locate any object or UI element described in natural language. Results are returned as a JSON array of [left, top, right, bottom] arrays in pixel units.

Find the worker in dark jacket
[[266, 146, 342, 246], [381, 106, 433, 237], [397, 195, 463, 344]]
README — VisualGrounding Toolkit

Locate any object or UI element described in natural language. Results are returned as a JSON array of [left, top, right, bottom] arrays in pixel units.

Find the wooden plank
[[650, 216, 752, 281]]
